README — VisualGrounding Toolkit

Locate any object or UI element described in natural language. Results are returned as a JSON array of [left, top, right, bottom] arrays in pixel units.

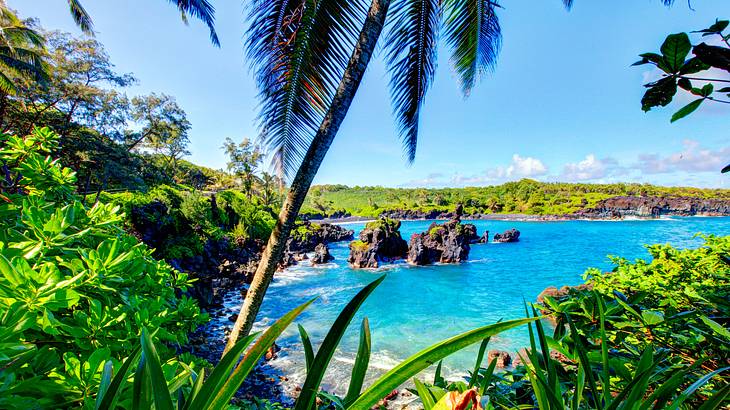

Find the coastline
[[310, 212, 730, 224]]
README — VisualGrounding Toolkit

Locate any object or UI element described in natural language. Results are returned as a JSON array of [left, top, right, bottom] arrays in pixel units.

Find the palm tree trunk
[[223, 0, 391, 355]]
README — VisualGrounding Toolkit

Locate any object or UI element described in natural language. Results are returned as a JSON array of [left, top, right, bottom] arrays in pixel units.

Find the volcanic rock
[[348, 218, 408, 268], [493, 229, 520, 243]]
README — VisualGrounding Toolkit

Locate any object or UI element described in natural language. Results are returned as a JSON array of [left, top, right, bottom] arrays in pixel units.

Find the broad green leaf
[[671, 99, 704, 123], [344, 317, 371, 405], [413, 378, 436, 410], [347, 317, 537, 410], [641, 310, 664, 325], [184, 332, 259, 410], [298, 324, 315, 372], [210, 298, 316, 409], [140, 328, 174, 410], [468, 337, 490, 388], [699, 315, 730, 340], [667, 366, 730, 410], [96, 346, 141, 410], [295, 276, 385, 410], [660, 33, 691, 72]]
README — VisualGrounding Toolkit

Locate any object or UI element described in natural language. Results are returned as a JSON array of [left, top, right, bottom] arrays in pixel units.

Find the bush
[[0, 128, 206, 408]]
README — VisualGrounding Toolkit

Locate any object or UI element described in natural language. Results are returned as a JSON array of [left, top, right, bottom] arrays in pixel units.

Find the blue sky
[[15, 0, 730, 188]]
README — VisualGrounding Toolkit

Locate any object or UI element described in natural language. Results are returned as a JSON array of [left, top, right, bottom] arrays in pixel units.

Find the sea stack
[[348, 218, 408, 268]]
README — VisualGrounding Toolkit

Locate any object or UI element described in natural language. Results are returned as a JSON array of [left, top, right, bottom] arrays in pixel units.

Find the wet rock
[[228, 314, 238, 322], [478, 230, 490, 243], [407, 207, 471, 265], [348, 218, 408, 268], [487, 350, 512, 368], [265, 342, 280, 361], [493, 229, 520, 243], [463, 223, 480, 244], [311, 243, 334, 264], [536, 283, 594, 305], [280, 221, 354, 268]]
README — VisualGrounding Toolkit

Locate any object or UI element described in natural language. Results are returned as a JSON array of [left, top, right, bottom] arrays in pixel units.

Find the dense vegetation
[[301, 181, 730, 218], [0, 128, 206, 407]]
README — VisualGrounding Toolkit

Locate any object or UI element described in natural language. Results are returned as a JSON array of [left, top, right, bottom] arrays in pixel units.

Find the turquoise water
[[246, 217, 729, 394]]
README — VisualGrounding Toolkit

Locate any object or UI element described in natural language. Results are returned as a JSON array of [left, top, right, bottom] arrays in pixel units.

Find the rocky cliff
[[574, 196, 730, 219]]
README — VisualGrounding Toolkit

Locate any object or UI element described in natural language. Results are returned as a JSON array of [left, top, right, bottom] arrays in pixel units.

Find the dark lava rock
[[493, 229, 520, 243], [487, 350, 512, 368], [536, 283, 594, 305], [311, 243, 334, 264], [478, 230, 490, 243], [574, 196, 730, 219], [407, 207, 472, 265], [280, 221, 354, 268], [463, 223, 480, 244], [265, 342, 281, 361], [348, 218, 408, 268]]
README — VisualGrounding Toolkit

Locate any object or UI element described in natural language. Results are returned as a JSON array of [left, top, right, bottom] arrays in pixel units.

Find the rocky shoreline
[[307, 195, 730, 223]]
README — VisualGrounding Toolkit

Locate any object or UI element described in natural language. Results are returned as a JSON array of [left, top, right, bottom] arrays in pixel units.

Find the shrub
[[0, 128, 206, 407]]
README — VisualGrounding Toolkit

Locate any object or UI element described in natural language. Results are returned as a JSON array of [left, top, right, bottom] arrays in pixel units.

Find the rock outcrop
[[280, 221, 354, 268], [574, 196, 730, 219], [311, 243, 334, 264], [487, 350, 512, 368], [348, 218, 408, 268], [478, 231, 490, 243], [493, 229, 520, 243], [407, 206, 472, 265]]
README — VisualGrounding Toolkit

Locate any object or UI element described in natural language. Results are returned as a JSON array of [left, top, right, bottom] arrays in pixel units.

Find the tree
[[1, 32, 136, 136], [258, 171, 283, 208], [222, 137, 263, 198], [0, 2, 48, 96], [62, 0, 220, 46], [128, 93, 191, 174], [223, 0, 578, 353]]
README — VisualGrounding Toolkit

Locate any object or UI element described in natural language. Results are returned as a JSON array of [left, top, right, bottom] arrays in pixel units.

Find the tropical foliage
[[636, 18, 730, 122], [0, 127, 205, 408]]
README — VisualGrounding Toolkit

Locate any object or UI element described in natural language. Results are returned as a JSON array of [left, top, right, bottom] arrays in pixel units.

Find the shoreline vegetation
[[1, 2, 729, 408]]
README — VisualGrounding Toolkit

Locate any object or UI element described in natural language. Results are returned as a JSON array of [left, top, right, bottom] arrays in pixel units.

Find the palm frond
[[168, 0, 220, 47], [246, 0, 367, 178], [443, 0, 501, 95], [385, 0, 441, 163], [67, 0, 94, 34]]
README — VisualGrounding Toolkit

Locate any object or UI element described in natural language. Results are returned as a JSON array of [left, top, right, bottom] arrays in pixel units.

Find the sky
[[14, 0, 730, 188]]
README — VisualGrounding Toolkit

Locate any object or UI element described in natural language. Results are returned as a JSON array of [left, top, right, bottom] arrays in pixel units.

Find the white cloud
[[561, 154, 623, 181], [506, 154, 548, 178], [635, 139, 730, 174]]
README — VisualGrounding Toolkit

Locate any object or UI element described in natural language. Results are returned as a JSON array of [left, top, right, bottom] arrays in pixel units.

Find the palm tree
[[0, 2, 48, 95], [222, 0, 578, 353], [64, 0, 219, 46]]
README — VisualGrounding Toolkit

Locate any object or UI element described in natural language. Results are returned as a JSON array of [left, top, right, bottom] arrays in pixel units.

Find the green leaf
[[677, 78, 692, 91], [347, 317, 538, 410], [641, 310, 664, 325], [140, 328, 174, 410], [671, 99, 704, 123], [661, 33, 692, 72], [667, 366, 730, 410], [97, 346, 141, 410], [344, 317, 371, 405], [210, 297, 316, 409], [698, 382, 730, 410], [413, 378, 436, 410], [298, 324, 315, 372], [468, 337, 490, 388], [185, 331, 259, 410], [642, 77, 678, 111], [295, 276, 385, 410], [701, 83, 714, 96], [700, 315, 730, 340], [679, 57, 710, 74]]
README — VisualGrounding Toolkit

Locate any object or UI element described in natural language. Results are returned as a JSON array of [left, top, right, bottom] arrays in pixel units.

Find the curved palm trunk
[[224, 0, 391, 355]]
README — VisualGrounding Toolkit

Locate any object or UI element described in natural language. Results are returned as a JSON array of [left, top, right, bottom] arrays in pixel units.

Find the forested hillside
[[300, 180, 730, 218]]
